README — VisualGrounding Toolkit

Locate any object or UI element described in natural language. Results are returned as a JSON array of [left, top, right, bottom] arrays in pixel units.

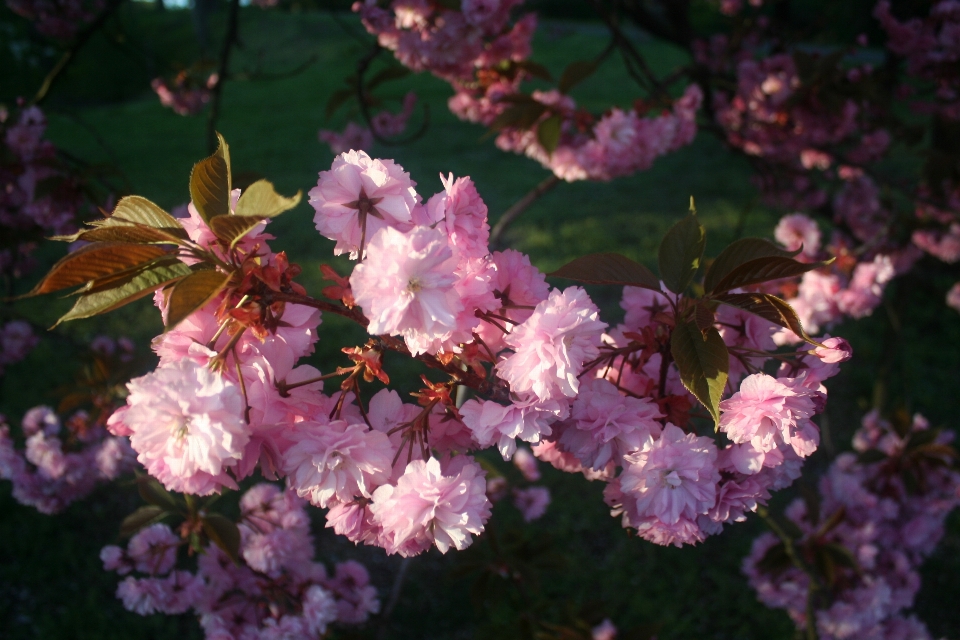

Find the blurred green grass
[[2, 5, 960, 640]]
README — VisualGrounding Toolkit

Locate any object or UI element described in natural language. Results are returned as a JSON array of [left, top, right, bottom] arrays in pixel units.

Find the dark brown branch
[[206, 0, 241, 153], [32, 0, 126, 105], [489, 174, 561, 247], [266, 291, 369, 326]]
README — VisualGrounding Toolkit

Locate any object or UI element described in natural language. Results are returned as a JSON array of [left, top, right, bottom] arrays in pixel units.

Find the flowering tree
[[3, 1, 960, 638]]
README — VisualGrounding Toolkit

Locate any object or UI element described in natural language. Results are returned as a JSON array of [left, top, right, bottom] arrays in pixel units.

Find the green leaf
[[202, 513, 241, 564], [710, 256, 830, 295], [714, 292, 825, 347], [53, 259, 193, 326], [165, 269, 231, 330], [558, 59, 599, 94], [537, 114, 562, 155], [189, 133, 232, 223], [548, 253, 661, 291], [704, 238, 801, 294], [120, 505, 169, 537], [233, 180, 302, 218], [28, 243, 173, 296], [137, 475, 183, 512], [670, 321, 728, 425], [658, 211, 706, 295]]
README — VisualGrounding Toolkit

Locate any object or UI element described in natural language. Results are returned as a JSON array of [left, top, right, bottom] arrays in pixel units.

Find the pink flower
[[774, 213, 821, 257], [948, 282, 960, 313], [592, 619, 618, 640], [619, 424, 719, 527], [512, 446, 540, 481], [127, 524, 180, 575], [620, 286, 671, 331], [424, 173, 490, 259], [370, 455, 491, 555], [309, 150, 419, 258], [319, 122, 374, 155], [459, 399, 549, 459], [496, 287, 607, 402], [282, 420, 394, 507], [323, 560, 381, 623], [513, 486, 550, 521], [350, 225, 463, 353], [812, 336, 853, 364], [719, 373, 821, 458], [116, 360, 249, 495], [561, 378, 662, 470]]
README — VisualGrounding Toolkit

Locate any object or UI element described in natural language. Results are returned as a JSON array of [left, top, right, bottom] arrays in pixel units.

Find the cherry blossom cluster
[[318, 91, 418, 155], [0, 405, 137, 514], [875, 0, 960, 121], [95, 147, 850, 559], [309, 150, 851, 547], [349, 0, 701, 182], [765, 212, 921, 339], [0, 319, 38, 376], [585, 293, 848, 547], [101, 483, 379, 639], [744, 410, 960, 639], [1, 105, 96, 280], [5, 0, 104, 40], [151, 71, 219, 117]]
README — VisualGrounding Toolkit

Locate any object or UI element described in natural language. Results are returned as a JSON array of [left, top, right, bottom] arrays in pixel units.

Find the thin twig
[[206, 0, 241, 153], [32, 0, 126, 105], [489, 174, 561, 247], [376, 557, 412, 640]]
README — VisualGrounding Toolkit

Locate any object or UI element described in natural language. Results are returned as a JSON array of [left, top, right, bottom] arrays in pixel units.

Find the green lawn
[[2, 5, 960, 639]]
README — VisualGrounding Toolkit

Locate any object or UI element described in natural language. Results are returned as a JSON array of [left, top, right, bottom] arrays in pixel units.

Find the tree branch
[[489, 174, 561, 247], [206, 0, 241, 153], [32, 0, 126, 105]]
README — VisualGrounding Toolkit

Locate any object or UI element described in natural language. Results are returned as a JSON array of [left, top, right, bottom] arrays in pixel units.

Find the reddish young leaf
[[202, 513, 241, 564], [189, 133, 232, 223], [714, 292, 825, 347], [704, 237, 801, 294], [28, 243, 173, 296], [165, 269, 232, 330], [710, 256, 830, 295], [658, 210, 706, 295], [548, 253, 661, 291], [558, 59, 600, 94], [119, 505, 169, 537]]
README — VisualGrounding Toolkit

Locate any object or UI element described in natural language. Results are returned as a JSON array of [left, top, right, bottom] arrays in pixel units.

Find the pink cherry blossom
[[513, 486, 550, 522], [309, 150, 419, 258], [619, 424, 720, 528], [350, 225, 463, 353], [282, 419, 394, 507], [114, 359, 248, 495], [561, 378, 662, 470], [719, 373, 821, 457], [370, 455, 491, 555], [496, 287, 607, 402]]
